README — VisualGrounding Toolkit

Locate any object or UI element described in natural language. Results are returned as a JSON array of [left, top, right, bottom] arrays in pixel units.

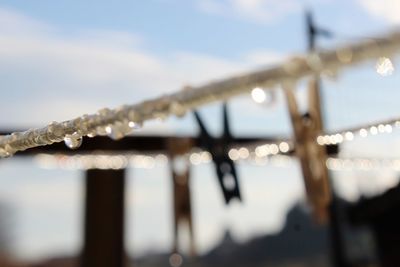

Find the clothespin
[[193, 103, 241, 204], [283, 81, 331, 223], [306, 9, 332, 51], [167, 137, 196, 257]]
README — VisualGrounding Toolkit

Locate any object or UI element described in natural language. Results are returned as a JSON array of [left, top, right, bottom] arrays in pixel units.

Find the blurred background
[[0, 0, 400, 266]]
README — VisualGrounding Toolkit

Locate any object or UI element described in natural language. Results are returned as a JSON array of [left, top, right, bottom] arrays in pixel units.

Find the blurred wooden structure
[[3, 133, 302, 267]]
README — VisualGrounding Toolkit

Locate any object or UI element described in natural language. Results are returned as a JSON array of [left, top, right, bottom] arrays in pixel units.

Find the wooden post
[[81, 169, 126, 267]]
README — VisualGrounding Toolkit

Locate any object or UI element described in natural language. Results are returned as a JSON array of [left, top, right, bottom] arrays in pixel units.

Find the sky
[[1, 0, 400, 262]]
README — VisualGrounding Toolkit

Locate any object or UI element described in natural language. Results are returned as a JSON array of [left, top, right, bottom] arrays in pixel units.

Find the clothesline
[[1, 30, 400, 157]]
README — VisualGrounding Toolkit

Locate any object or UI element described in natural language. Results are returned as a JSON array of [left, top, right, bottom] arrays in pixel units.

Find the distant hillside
[[135, 203, 331, 267], [26, 202, 331, 267]]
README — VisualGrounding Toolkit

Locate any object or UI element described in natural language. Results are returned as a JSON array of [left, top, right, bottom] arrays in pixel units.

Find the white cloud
[[359, 0, 400, 24], [197, 0, 302, 23], [197, 0, 341, 24], [169, 52, 249, 85], [0, 7, 52, 36], [0, 6, 282, 128], [244, 50, 285, 66]]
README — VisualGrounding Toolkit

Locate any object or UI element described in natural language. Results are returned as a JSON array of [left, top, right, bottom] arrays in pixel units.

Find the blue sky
[[1, 0, 400, 262]]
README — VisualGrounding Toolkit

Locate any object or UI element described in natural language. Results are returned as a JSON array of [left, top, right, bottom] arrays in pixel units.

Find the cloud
[[197, 0, 302, 23], [358, 0, 400, 24], [244, 50, 286, 66], [198, 0, 301, 23], [169, 52, 249, 85], [0, 6, 282, 128], [0, 7, 52, 36]]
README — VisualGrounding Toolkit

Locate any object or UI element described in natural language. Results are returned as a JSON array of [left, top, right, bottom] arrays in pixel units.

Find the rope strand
[[1, 30, 400, 157]]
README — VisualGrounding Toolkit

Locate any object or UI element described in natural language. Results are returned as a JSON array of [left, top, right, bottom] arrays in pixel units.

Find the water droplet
[[316, 136, 325, 145], [106, 122, 129, 140], [269, 144, 279, 155], [95, 126, 108, 136], [370, 126, 378, 135], [87, 131, 97, 138], [251, 87, 266, 103], [0, 147, 11, 157], [376, 57, 394, 76], [359, 128, 368, 137], [64, 132, 82, 149], [75, 114, 90, 135], [200, 151, 212, 162], [335, 134, 344, 143], [279, 142, 290, 153], [170, 101, 187, 117], [345, 131, 354, 141], [105, 125, 112, 135], [128, 121, 142, 129], [228, 148, 240, 161], [189, 153, 201, 165], [238, 147, 249, 158], [4, 144, 15, 157], [155, 154, 168, 164]]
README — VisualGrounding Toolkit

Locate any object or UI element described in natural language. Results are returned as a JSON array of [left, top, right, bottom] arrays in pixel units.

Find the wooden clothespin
[[283, 80, 331, 223], [167, 137, 196, 257], [193, 103, 241, 204], [305, 9, 332, 51]]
